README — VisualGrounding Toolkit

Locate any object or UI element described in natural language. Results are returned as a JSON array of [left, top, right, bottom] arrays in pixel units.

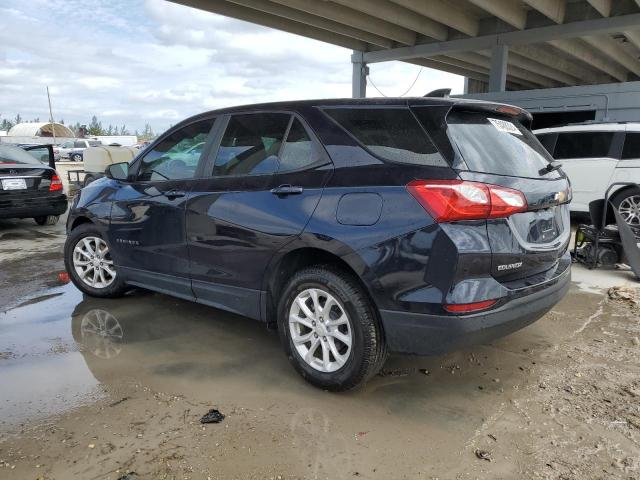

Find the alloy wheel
[[618, 195, 640, 226], [289, 288, 352, 373], [72, 236, 116, 289]]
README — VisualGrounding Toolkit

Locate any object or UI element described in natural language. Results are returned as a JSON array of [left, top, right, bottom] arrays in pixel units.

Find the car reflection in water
[[75, 308, 124, 359], [68, 290, 294, 391]]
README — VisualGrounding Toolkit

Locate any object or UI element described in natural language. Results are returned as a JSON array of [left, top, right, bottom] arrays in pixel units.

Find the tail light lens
[[49, 174, 63, 192], [407, 180, 527, 222]]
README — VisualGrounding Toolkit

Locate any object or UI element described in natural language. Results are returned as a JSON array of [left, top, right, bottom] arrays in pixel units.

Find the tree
[[139, 123, 154, 141], [14, 113, 22, 125], [87, 115, 104, 136], [0, 115, 14, 131], [119, 124, 130, 135]]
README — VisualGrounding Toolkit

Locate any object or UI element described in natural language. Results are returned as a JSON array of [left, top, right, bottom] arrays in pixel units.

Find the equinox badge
[[497, 261, 523, 271]]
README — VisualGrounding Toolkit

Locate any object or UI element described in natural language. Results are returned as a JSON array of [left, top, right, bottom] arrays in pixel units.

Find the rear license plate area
[[1, 178, 27, 190]]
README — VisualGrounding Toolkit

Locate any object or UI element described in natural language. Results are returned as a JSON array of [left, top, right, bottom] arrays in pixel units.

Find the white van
[[534, 122, 640, 225]]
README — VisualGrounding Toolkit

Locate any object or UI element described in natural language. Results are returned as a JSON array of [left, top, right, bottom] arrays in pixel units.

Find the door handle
[[270, 184, 304, 196], [164, 189, 186, 199]]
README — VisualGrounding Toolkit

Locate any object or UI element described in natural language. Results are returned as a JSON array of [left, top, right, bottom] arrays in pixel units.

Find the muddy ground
[[1, 216, 639, 479]]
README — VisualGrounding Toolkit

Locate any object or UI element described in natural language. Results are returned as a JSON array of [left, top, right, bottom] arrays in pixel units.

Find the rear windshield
[[323, 107, 448, 167], [444, 111, 556, 178], [0, 145, 43, 165]]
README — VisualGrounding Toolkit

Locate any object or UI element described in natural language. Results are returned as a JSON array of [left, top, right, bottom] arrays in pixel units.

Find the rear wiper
[[539, 161, 562, 176]]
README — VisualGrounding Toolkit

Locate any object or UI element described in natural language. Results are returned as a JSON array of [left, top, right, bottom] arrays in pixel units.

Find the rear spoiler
[[409, 99, 533, 129]]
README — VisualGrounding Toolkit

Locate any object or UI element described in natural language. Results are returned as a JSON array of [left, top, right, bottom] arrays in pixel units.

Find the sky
[[0, 0, 464, 135]]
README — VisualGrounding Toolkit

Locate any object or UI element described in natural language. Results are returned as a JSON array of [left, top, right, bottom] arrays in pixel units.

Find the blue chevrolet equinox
[[65, 98, 572, 390]]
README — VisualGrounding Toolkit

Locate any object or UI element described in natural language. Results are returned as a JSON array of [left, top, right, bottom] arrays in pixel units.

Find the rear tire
[[64, 224, 127, 298], [278, 266, 387, 391], [611, 187, 640, 226], [34, 215, 59, 226]]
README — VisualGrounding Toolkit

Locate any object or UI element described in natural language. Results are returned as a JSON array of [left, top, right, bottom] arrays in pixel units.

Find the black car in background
[[0, 143, 67, 225], [64, 98, 572, 390]]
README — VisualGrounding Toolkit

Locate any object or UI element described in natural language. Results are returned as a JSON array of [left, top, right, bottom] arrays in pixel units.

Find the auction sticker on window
[[488, 117, 522, 135]]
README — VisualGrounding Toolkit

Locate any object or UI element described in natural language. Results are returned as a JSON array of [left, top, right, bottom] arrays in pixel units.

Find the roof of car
[[207, 96, 512, 113], [534, 122, 640, 134], [177, 96, 531, 129]]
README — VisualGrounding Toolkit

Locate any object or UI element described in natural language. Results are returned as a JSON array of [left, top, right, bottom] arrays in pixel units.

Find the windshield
[[0, 144, 43, 165], [445, 111, 558, 179]]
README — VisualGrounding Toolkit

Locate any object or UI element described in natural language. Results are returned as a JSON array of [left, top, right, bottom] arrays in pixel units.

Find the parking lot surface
[[1, 217, 639, 479]]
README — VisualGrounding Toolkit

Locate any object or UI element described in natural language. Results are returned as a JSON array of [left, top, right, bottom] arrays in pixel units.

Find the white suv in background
[[58, 139, 103, 161], [534, 122, 640, 225]]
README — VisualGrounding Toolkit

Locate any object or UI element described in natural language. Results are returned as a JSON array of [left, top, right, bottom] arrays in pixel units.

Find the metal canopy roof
[[172, 0, 640, 93]]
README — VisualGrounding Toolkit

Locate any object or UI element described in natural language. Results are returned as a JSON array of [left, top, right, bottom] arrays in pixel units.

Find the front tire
[[34, 215, 59, 226], [278, 266, 387, 391], [72, 153, 82, 162], [64, 224, 127, 298]]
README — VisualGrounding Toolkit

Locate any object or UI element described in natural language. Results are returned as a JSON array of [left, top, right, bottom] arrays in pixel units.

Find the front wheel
[[64, 224, 127, 298], [72, 153, 82, 162], [34, 215, 59, 226], [278, 266, 387, 391]]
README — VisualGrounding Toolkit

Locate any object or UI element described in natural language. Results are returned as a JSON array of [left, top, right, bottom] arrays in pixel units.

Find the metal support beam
[[489, 44, 509, 92], [362, 12, 640, 64], [352, 51, 368, 98]]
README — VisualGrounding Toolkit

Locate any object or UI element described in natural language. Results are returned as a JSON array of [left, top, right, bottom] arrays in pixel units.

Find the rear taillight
[[444, 299, 497, 313], [49, 174, 63, 192], [407, 180, 527, 222]]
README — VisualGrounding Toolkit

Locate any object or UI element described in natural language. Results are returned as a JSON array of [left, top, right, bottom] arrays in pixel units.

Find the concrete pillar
[[351, 51, 368, 98], [489, 44, 509, 92]]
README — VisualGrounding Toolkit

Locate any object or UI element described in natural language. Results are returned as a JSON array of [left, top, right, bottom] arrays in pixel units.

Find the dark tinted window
[[74, 141, 85, 148], [324, 107, 447, 166], [445, 111, 556, 178], [535, 133, 557, 155], [138, 118, 214, 181], [554, 132, 614, 159], [213, 113, 290, 176], [279, 119, 317, 171], [622, 132, 640, 159]]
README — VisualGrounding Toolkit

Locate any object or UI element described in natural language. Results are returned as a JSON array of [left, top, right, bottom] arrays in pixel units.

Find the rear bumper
[[0, 194, 68, 219], [379, 264, 571, 355]]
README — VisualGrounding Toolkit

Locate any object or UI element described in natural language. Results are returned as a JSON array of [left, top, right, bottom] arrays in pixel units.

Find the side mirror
[[105, 162, 129, 181]]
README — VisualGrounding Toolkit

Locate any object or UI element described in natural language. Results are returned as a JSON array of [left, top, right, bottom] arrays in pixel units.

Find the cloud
[[0, 0, 463, 135]]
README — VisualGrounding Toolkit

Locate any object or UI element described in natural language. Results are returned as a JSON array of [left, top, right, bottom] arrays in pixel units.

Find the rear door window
[[323, 107, 447, 167], [622, 132, 640, 159], [213, 113, 291, 176], [278, 118, 319, 172], [554, 132, 614, 159], [442, 111, 556, 178]]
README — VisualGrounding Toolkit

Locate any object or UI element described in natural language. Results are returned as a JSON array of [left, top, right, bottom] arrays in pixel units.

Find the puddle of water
[[0, 277, 605, 479], [0, 285, 104, 427]]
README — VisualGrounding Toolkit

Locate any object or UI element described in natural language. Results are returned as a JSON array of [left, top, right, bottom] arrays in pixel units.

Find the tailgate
[[414, 105, 571, 283]]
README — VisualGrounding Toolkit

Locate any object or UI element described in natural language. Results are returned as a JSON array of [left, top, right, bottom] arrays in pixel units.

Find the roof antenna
[[425, 88, 451, 98]]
